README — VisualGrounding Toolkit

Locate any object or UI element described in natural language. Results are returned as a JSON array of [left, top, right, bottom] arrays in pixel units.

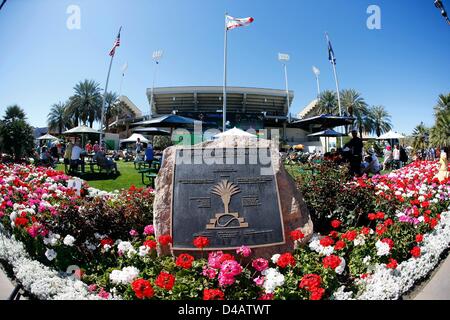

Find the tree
[[68, 80, 102, 128], [0, 105, 35, 161], [368, 105, 392, 137], [315, 90, 339, 115], [340, 89, 369, 137], [430, 93, 450, 147], [47, 101, 70, 134], [412, 122, 430, 151], [104, 92, 119, 132]]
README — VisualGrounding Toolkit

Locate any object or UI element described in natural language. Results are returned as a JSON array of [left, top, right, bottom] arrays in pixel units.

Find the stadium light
[[434, 0, 450, 24], [149, 50, 164, 119], [312, 66, 321, 96]]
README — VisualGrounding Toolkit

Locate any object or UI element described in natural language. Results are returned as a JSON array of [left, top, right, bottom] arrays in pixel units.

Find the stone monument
[[153, 135, 313, 258]]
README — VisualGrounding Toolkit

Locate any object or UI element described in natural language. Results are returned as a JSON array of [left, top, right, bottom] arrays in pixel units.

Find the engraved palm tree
[[211, 180, 240, 214]]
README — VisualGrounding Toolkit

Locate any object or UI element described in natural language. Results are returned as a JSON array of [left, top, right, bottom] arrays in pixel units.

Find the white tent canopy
[[36, 133, 58, 140], [120, 133, 150, 144], [213, 127, 257, 139], [63, 125, 100, 135], [377, 130, 405, 140]]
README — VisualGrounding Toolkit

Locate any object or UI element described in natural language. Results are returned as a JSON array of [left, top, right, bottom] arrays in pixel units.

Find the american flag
[[109, 27, 122, 56]]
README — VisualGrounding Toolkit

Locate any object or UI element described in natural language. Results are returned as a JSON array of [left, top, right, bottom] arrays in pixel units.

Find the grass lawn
[[56, 161, 147, 192]]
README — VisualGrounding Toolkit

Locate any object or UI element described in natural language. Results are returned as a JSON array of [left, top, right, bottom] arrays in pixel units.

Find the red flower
[[384, 219, 394, 227], [386, 258, 398, 269], [100, 238, 114, 247], [361, 227, 371, 235], [329, 231, 339, 238], [219, 253, 235, 264], [155, 272, 175, 291], [277, 253, 296, 268], [193, 236, 209, 249], [290, 230, 305, 241], [299, 274, 322, 291], [410, 246, 421, 258], [430, 218, 438, 229], [310, 287, 325, 300], [368, 213, 377, 221], [158, 235, 173, 246], [341, 230, 357, 241], [131, 278, 154, 299], [14, 216, 29, 227], [420, 201, 430, 209], [176, 253, 195, 269], [334, 240, 346, 251], [376, 212, 385, 219], [331, 219, 342, 229], [203, 289, 224, 300], [144, 239, 157, 249], [258, 293, 274, 300], [319, 236, 334, 247], [376, 224, 387, 236], [322, 255, 341, 270], [415, 234, 424, 243]]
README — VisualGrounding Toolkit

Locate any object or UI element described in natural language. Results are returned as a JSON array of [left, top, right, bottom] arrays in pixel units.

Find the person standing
[[145, 143, 154, 167], [436, 147, 449, 182], [383, 145, 393, 170], [85, 140, 93, 153], [135, 138, 143, 154], [64, 140, 73, 165], [344, 130, 363, 176], [400, 145, 408, 168], [393, 145, 401, 169], [71, 141, 85, 172], [93, 141, 100, 154]]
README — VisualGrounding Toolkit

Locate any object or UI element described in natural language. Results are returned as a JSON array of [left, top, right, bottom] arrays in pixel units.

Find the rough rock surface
[[153, 136, 313, 258]]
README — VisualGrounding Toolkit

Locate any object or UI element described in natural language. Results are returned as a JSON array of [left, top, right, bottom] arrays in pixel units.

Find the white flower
[[375, 240, 390, 256], [43, 232, 61, 247], [335, 257, 346, 275], [138, 245, 150, 257], [261, 268, 285, 293], [117, 241, 136, 258], [109, 266, 140, 285], [363, 256, 372, 265], [103, 244, 112, 252], [271, 254, 280, 264], [353, 234, 366, 246], [63, 235, 76, 246], [45, 248, 57, 261]]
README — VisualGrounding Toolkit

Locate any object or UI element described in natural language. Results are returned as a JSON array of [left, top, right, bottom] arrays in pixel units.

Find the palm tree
[[68, 80, 102, 128], [340, 89, 369, 136], [434, 93, 450, 115], [315, 90, 339, 115], [430, 112, 450, 147], [412, 122, 430, 150], [104, 92, 119, 132], [3, 104, 26, 121], [368, 105, 392, 137], [47, 102, 70, 134]]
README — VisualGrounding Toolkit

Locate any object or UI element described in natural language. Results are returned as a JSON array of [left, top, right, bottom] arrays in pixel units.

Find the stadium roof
[[147, 86, 294, 116]]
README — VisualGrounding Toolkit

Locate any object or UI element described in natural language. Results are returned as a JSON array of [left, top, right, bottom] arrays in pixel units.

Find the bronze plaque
[[171, 148, 285, 250]]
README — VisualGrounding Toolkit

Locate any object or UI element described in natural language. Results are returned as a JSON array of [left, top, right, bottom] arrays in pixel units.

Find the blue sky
[[0, 0, 449, 134]]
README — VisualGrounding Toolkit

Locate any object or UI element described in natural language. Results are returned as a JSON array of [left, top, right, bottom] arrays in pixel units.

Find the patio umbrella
[[376, 130, 405, 140], [63, 125, 101, 146], [36, 133, 59, 141], [132, 127, 171, 135], [213, 127, 257, 139], [120, 133, 150, 144], [308, 129, 346, 153], [292, 114, 355, 130]]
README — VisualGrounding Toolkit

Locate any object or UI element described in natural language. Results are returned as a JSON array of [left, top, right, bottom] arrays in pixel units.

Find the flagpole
[[326, 32, 343, 147], [223, 13, 228, 132], [100, 26, 121, 146]]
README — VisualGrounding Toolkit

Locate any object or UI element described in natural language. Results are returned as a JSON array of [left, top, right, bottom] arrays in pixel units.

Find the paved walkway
[[413, 255, 450, 300], [0, 267, 14, 300]]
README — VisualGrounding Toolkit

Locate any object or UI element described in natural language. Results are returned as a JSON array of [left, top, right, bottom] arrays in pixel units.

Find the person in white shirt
[[393, 145, 401, 169], [70, 141, 85, 172]]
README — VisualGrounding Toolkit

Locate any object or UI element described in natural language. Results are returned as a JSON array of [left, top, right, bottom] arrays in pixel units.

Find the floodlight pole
[[222, 13, 228, 132], [100, 53, 115, 146], [313, 66, 321, 97]]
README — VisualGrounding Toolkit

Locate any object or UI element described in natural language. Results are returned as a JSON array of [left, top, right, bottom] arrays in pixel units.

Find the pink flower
[[202, 266, 217, 279], [253, 276, 265, 286], [88, 284, 98, 292], [97, 288, 110, 299], [208, 251, 224, 269], [129, 229, 139, 237], [218, 274, 236, 287], [252, 258, 269, 272], [143, 225, 155, 235], [220, 260, 243, 278], [236, 245, 252, 257]]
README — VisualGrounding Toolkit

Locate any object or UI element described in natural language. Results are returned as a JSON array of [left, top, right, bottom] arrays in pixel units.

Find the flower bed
[[0, 161, 449, 300]]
